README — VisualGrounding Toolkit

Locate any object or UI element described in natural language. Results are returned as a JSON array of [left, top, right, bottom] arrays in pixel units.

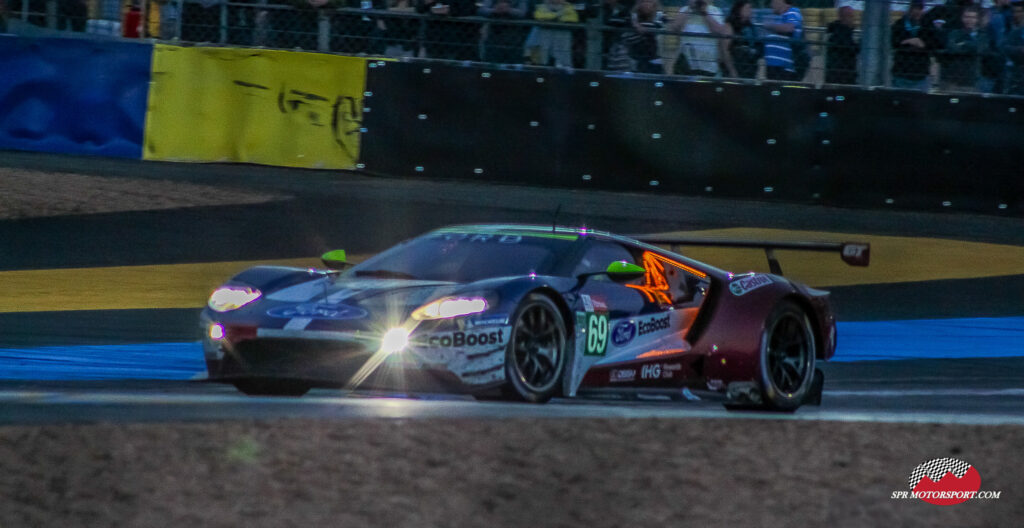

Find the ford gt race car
[[201, 224, 869, 410]]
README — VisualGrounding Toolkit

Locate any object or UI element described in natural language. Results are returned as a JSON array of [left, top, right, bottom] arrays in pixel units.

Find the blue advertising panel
[[0, 36, 152, 158]]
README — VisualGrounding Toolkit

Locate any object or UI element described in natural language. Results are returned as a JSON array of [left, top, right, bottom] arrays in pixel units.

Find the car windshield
[[347, 230, 578, 282]]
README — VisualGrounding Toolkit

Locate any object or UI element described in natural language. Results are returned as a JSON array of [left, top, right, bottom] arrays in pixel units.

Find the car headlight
[[208, 286, 262, 312], [411, 296, 488, 320]]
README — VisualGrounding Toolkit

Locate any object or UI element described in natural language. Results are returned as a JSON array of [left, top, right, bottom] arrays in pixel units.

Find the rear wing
[[630, 235, 870, 276]]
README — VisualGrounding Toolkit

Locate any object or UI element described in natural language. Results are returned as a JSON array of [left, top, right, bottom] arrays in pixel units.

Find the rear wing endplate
[[631, 236, 870, 276]]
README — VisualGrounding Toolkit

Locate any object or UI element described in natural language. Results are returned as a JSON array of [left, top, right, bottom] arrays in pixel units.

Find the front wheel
[[501, 294, 568, 403], [758, 301, 817, 411]]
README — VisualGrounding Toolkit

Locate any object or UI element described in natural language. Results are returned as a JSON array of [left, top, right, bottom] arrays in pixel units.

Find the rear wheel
[[758, 301, 816, 411], [233, 379, 311, 397], [501, 294, 568, 403]]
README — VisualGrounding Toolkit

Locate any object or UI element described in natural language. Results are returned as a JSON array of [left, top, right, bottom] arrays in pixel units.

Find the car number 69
[[585, 313, 608, 356]]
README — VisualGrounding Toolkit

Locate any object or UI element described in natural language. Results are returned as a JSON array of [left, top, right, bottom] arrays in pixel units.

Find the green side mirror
[[605, 260, 646, 282], [321, 249, 350, 269]]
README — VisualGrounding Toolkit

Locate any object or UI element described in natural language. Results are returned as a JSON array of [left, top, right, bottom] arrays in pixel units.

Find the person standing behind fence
[[382, 0, 419, 57], [892, 0, 934, 91], [924, 0, 973, 87], [722, 0, 761, 79], [525, 0, 579, 67], [1001, 1, 1024, 94], [58, 0, 87, 31], [942, 6, 989, 91], [416, 0, 478, 60], [265, 0, 332, 50], [825, 5, 859, 84], [181, 0, 223, 42], [987, 0, 1014, 92], [479, 0, 529, 64], [332, 0, 388, 55], [601, 0, 635, 71], [621, 0, 665, 74], [762, 0, 803, 81], [668, 0, 728, 77]]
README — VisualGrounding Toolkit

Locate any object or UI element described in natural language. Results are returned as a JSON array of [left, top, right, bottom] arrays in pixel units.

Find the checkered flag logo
[[909, 458, 972, 489]]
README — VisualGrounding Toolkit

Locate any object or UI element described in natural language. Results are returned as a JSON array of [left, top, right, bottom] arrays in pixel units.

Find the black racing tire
[[500, 293, 569, 403], [233, 379, 311, 397], [758, 300, 817, 411]]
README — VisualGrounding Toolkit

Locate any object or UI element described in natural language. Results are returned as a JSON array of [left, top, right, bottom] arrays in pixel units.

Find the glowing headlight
[[208, 323, 225, 340], [380, 327, 410, 354], [208, 286, 261, 312], [411, 297, 488, 320]]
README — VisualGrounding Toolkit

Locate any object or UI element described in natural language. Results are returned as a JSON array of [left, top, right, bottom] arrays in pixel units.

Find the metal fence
[[3, 0, 1023, 96]]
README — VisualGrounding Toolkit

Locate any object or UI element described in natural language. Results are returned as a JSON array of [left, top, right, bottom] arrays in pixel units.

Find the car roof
[[433, 224, 729, 279], [433, 223, 623, 241]]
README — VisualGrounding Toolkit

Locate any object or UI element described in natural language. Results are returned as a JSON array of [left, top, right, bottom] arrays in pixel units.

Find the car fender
[[696, 273, 808, 385]]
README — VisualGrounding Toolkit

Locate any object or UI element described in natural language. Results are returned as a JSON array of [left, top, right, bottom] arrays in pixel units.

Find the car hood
[[263, 277, 463, 317]]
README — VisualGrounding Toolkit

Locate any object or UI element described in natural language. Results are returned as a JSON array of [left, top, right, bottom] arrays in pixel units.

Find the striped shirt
[[764, 7, 803, 71]]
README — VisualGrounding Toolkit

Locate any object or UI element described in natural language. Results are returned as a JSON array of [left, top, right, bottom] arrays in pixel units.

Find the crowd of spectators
[[5, 0, 1024, 95], [890, 0, 1024, 94]]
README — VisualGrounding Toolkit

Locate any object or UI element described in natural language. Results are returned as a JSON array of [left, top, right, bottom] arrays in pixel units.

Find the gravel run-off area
[[0, 168, 285, 220], [1, 418, 1020, 527]]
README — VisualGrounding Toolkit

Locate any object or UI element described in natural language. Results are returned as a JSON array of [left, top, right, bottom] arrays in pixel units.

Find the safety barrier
[[0, 34, 1019, 215], [0, 36, 152, 158], [360, 60, 1022, 214], [144, 45, 368, 168]]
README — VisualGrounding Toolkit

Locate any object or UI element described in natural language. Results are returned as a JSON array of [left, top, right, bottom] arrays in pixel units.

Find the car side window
[[571, 242, 636, 277], [628, 249, 705, 307]]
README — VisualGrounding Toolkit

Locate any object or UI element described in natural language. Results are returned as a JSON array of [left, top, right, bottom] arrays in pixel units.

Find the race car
[[200, 224, 869, 410]]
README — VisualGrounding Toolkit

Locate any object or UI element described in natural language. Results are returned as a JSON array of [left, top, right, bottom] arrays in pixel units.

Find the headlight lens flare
[[380, 327, 410, 354]]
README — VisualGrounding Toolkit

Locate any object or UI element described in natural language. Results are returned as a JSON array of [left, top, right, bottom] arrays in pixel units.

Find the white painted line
[[284, 317, 313, 330], [825, 388, 1024, 397]]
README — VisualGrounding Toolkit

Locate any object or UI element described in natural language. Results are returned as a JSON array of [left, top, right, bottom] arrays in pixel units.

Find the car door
[[566, 240, 710, 395]]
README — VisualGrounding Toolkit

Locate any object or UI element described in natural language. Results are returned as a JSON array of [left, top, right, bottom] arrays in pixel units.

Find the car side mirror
[[604, 260, 646, 282], [321, 249, 350, 269]]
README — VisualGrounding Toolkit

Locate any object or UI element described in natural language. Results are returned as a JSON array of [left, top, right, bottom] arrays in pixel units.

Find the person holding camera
[[668, 0, 730, 77]]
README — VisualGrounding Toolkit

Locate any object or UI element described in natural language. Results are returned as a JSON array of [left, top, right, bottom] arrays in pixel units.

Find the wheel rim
[[511, 302, 563, 392], [766, 314, 811, 395]]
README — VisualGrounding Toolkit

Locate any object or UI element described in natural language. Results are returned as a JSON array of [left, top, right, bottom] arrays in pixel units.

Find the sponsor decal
[[581, 294, 595, 313], [640, 363, 662, 379], [469, 314, 509, 327], [661, 363, 682, 371], [584, 312, 609, 356], [842, 243, 869, 261], [427, 330, 504, 348], [611, 320, 637, 347], [610, 369, 635, 383], [591, 297, 608, 312], [266, 302, 368, 320], [283, 317, 313, 330], [890, 458, 1001, 504], [707, 379, 725, 391], [729, 274, 773, 296], [435, 233, 522, 244], [637, 314, 670, 336]]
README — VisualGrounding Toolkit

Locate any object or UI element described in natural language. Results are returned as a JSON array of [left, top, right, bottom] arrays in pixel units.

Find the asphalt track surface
[[1, 151, 1023, 425]]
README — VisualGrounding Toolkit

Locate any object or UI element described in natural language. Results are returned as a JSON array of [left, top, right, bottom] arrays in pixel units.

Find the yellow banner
[[144, 45, 368, 169]]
